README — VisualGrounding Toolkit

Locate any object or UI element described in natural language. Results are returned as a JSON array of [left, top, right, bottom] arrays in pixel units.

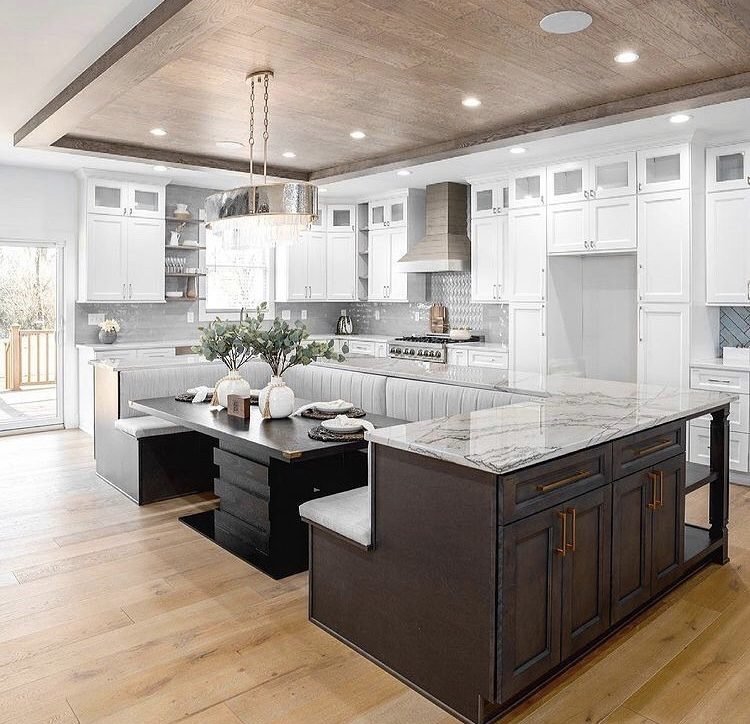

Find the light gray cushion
[[299, 487, 370, 547], [115, 415, 187, 439], [118, 361, 271, 418], [284, 364, 387, 415], [384, 377, 526, 422]]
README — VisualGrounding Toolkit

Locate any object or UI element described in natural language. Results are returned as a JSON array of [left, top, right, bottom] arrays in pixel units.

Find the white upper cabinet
[[637, 144, 690, 194], [590, 152, 637, 199], [306, 232, 328, 300], [471, 181, 509, 218], [589, 196, 637, 253], [547, 202, 587, 254], [638, 190, 690, 304], [126, 218, 165, 301], [706, 188, 750, 304], [368, 229, 392, 301], [276, 231, 327, 301], [326, 231, 358, 301], [87, 178, 164, 218], [638, 303, 689, 389], [471, 215, 506, 302], [327, 204, 356, 231], [547, 161, 588, 204], [369, 195, 407, 229], [509, 167, 546, 208], [706, 144, 750, 193], [508, 207, 546, 301]]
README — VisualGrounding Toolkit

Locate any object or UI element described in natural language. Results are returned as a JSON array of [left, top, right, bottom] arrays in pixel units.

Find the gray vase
[[99, 330, 117, 344]]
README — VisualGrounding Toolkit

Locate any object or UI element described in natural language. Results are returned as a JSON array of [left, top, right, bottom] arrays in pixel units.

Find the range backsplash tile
[[720, 307, 750, 350]]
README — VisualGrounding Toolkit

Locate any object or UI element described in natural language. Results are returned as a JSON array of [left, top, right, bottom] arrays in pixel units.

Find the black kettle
[[336, 314, 353, 335]]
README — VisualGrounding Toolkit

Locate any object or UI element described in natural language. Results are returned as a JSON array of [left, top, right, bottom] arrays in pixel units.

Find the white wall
[[0, 165, 78, 427]]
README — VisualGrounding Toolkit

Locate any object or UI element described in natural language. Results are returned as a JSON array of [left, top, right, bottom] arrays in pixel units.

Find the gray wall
[[76, 183, 509, 345]]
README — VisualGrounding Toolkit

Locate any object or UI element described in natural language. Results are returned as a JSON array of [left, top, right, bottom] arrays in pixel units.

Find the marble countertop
[[91, 357, 220, 371], [77, 339, 198, 352], [692, 358, 750, 373], [366, 376, 736, 475]]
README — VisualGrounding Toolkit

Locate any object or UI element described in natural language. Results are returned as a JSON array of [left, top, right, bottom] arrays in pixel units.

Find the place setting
[[292, 399, 374, 442]]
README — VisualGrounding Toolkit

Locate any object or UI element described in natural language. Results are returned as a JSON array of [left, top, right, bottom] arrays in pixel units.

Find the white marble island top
[[366, 376, 736, 475]]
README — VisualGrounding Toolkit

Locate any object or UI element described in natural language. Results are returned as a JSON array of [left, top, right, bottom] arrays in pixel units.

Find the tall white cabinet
[[78, 172, 167, 303]]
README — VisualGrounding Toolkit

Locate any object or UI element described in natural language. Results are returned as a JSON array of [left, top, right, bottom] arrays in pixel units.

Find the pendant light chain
[[248, 76, 256, 185], [262, 72, 270, 184]]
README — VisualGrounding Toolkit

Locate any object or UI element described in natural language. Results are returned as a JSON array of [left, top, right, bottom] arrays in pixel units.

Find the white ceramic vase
[[258, 376, 295, 419], [215, 370, 252, 407]]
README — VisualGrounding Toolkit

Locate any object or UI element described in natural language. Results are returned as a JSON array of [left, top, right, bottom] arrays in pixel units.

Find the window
[[203, 223, 274, 317]]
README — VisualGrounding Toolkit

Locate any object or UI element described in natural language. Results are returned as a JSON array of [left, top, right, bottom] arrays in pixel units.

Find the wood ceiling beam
[[309, 72, 750, 183], [13, 0, 257, 148], [51, 136, 309, 181]]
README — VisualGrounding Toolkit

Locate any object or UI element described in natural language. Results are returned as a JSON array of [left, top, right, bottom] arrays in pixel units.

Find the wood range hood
[[397, 182, 471, 273]]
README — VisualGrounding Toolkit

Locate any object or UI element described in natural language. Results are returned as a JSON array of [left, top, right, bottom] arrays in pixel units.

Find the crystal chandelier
[[205, 70, 318, 247]]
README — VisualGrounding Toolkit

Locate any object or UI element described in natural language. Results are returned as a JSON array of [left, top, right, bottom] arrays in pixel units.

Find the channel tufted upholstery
[[284, 364, 388, 415], [383, 376, 527, 422]]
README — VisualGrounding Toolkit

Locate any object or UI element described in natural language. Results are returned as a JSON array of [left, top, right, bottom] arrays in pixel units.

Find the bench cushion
[[384, 377, 526, 422], [284, 364, 387, 415], [115, 415, 188, 439], [299, 487, 371, 547]]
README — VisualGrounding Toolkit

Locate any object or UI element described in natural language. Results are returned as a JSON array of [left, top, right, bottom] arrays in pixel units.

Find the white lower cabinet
[[689, 423, 749, 473], [509, 303, 547, 375], [346, 339, 376, 356], [508, 207, 546, 301], [467, 349, 508, 369], [637, 304, 689, 389], [447, 348, 468, 366]]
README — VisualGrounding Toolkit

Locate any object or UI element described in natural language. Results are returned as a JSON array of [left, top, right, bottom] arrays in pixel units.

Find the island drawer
[[612, 421, 685, 479], [214, 448, 270, 499], [501, 445, 612, 522]]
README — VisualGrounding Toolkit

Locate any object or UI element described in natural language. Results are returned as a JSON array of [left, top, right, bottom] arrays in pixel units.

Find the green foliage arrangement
[[193, 302, 346, 375]]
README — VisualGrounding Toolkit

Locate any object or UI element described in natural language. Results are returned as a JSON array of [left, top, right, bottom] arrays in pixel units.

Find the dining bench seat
[[115, 415, 187, 439], [299, 487, 371, 548]]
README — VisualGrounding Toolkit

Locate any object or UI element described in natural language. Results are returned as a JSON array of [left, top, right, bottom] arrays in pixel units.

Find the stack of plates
[[320, 415, 366, 434]]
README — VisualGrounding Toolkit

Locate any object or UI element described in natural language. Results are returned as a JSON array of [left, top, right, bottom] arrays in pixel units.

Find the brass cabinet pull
[[633, 438, 672, 457], [556, 511, 567, 556], [537, 469, 591, 493], [647, 471, 659, 510], [566, 507, 576, 552], [656, 470, 664, 509]]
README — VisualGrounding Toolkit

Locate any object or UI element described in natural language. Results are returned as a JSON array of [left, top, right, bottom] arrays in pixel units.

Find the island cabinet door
[[650, 455, 685, 595], [501, 507, 562, 700], [560, 486, 612, 660], [611, 470, 653, 624]]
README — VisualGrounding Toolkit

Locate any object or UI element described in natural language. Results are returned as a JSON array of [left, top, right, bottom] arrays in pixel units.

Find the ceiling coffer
[[397, 182, 471, 272]]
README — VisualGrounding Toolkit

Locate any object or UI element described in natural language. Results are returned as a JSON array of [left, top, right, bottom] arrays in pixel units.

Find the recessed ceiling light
[[397, 169, 412, 176], [282, 151, 296, 158], [149, 127, 167, 136], [540, 10, 592, 34], [614, 50, 639, 64], [318, 187, 328, 193], [350, 130, 366, 140], [510, 146, 526, 154], [462, 97, 481, 108], [153, 165, 168, 172], [669, 113, 692, 124], [215, 140, 243, 149]]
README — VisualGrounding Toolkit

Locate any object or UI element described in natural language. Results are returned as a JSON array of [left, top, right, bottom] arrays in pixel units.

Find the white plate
[[321, 416, 365, 433], [315, 400, 354, 413], [166, 291, 184, 298]]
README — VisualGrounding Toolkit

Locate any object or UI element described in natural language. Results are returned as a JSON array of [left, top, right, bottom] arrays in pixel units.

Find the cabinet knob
[[584, 190, 589, 200], [584, 240, 589, 249], [638, 182, 643, 192], [590, 188, 596, 198]]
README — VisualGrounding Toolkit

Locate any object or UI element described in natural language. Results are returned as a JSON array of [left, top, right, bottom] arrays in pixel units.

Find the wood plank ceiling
[[15, 0, 750, 180]]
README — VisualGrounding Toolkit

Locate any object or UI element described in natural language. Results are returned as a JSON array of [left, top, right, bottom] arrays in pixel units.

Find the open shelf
[[165, 245, 206, 251], [166, 217, 205, 224], [684, 523, 723, 566], [165, 272, 206, 277], [165, 296, 204, 302], [685, 462, 717, 495]]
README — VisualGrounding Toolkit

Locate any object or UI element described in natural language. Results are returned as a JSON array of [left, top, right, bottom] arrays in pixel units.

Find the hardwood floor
[[0, 429, 748, 723]]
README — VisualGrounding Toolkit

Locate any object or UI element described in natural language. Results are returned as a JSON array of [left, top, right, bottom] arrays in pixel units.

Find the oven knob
[[424, 350, 432, 357], [394, 347, 401, 354], [417, 349, 423, 356], [409, 348, 415, 355]]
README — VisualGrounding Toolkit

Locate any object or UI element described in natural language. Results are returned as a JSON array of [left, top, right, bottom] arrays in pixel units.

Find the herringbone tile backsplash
[[720, 307, 750, 349]]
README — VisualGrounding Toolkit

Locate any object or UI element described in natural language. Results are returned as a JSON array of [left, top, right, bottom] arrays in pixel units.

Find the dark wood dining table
[[130, 396, 403, 578]]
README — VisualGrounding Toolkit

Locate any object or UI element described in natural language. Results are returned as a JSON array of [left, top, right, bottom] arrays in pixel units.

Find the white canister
[[215, 370, 252, 407], [258, 376, 295, 419]]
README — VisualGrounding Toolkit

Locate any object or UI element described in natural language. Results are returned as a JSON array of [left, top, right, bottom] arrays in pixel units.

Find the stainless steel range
[[387, 334, 481, 363]]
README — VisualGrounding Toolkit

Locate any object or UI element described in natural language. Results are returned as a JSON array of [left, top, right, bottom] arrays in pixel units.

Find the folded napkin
[[323, 415, 375, 433], [291, 399, 353, 417], [187, 386, 215, 404]]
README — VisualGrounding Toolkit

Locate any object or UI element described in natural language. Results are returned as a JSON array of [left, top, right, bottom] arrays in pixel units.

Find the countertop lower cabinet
[[501, 484, 611, 699]]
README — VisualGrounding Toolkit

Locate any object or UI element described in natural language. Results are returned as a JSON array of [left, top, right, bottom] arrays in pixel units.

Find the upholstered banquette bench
[[94, 359, 527, 506]]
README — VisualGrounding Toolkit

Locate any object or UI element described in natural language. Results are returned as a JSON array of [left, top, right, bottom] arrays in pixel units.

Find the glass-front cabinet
[[509, 167, 546, 208], [590, 152, 636, 199], [369, 195, 407, 229], [707, 144, 750, 193], [471, 181, 509, 218], [327, 204, 356, 231], [88, 179, 128, 216], [87, 178, 164, 218], [637, 145, 690, 194], [547, 162, 587, 204], [129, 183, 164, 219]]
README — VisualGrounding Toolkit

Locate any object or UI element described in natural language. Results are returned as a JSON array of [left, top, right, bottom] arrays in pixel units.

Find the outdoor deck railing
[[2, 325, 56, 390]]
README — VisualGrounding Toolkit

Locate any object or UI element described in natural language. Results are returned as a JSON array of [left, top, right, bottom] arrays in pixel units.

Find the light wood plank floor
[[0, 429, 748, 723]]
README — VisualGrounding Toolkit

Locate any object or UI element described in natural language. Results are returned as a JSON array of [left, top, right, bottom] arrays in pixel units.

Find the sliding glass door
[[0, 241, 64, 432]]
